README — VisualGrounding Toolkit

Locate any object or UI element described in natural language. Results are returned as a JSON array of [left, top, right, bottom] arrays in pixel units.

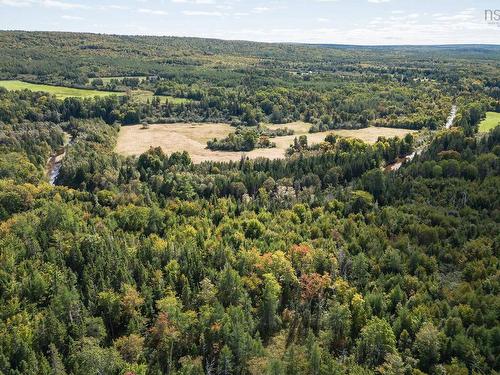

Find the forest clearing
[[116, 122, 416, 163]]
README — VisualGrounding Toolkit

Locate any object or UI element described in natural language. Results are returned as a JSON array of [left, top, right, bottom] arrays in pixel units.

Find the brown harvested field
[[268, 122, 417, 146], [116, 122, 416, 163]]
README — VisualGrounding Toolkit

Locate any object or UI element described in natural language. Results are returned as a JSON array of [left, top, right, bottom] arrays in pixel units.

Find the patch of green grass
[[0, 80, 121, 99], [479, 112, 500, 132]]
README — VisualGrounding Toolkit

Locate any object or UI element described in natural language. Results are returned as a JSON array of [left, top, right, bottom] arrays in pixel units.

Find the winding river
[[46, 132, 73, 185], [445, 105, 458, 129], [386, 104, 458, 171]]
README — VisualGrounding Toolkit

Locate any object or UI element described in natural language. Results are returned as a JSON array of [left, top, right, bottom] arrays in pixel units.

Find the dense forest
[[0, 31, 499, 375]]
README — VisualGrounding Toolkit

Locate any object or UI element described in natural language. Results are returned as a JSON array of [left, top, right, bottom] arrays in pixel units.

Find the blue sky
[[0, 0, 499, 44]]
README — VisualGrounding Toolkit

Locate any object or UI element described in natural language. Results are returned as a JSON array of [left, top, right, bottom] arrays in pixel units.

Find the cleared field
[[0, 80, 120, 99], [478, 112, 500, 132], [269, 122, 416, 144], [116, 122, 416, 163]]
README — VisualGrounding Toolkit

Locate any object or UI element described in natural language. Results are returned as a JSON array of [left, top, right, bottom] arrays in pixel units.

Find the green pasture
[[0, 80, 121, 99], [478, 112, 500, 132]]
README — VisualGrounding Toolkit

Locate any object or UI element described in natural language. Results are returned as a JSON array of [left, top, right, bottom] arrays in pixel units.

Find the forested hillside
[[0, 32, 498, 129], [0, 31, 499, 375]]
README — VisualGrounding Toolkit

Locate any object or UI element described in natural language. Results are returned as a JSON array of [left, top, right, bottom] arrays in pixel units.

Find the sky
[[0, 0, 499, 45]]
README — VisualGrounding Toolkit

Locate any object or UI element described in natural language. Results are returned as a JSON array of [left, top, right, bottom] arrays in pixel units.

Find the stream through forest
[[386, 104, 458, 171], [46, 132, 73, 185]]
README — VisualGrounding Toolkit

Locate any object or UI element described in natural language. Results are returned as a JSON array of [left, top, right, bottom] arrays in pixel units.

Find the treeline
[[207, 132, 275, 152], [0, 88, 134, 125]]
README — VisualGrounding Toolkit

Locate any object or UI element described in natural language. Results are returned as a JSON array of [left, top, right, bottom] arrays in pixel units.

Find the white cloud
[[172, 0, 216, 3], [252, 7, 270, 13], [0, 0, 89, 9], [40, 0, 87, 9], [434, 8, 475, 22], [139, 8, 168, 15], [1, 0, 132, 10], [62, 14, 83, 20], [0, 0, 33, 6], [105, 5, 130, 10], [1, 0, 496, 45], [182, 10, 222, 16]]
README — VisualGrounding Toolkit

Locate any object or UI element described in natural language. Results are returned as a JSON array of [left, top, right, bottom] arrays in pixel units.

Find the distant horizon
[[0, 0, 499, 45], [2, 29, 500, 48]]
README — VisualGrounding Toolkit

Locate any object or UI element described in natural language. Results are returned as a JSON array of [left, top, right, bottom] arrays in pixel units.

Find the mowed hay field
[[0, 80, 120, 99], [478, 112, 500, 133], [116, 122, 416, 163]]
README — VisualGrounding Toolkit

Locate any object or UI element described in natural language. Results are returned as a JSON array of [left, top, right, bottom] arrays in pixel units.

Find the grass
[[0, 80, 189, 104], [0, 80, 121, 99], [478, 112, 500, 133], [117, 123, 236, 163], [116, 122, 416, 164]]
